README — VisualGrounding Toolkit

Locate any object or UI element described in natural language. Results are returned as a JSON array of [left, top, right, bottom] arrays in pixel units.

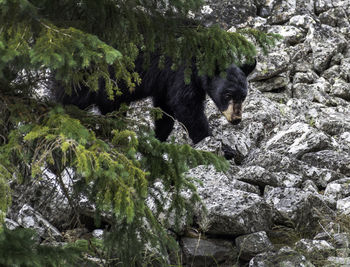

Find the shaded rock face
[[181, 237, 237, 266]]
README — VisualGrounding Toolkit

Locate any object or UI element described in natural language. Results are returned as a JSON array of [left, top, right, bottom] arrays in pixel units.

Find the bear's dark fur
[[54, 56, 255, 144]]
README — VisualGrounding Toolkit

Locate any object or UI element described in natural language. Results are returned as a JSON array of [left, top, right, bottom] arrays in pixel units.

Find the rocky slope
[[5, 0, 350, 266], [178, 0, 350, 266]]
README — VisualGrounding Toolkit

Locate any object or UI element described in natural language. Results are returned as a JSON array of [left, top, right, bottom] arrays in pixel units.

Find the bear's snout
[[222, 101, 242, 124]]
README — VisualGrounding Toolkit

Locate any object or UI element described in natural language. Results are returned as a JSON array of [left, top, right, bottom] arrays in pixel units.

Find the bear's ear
[[240, 59, 257, 77]]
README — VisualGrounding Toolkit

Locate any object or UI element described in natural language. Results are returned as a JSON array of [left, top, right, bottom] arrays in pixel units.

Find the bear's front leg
[[154, 112, 175, 142], [153, 99, 175, 142], [173, 104, 211, 144]]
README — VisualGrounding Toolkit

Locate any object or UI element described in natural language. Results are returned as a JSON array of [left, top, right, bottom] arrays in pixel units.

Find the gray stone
[[264, 122, 333, 159], [242, 89, 283, 131], [314, 109, 350, 136], [235, 231, 274, 261], [199, 188, 273, 236], [181, 237, 236, 266], [249, 246, 315, 267], [245, 149, 343, 188], [322, 65, 342, 84], [302, 180, 319, 193], [17, 204, 62, 241], [315, 0, 334, 13], [187, 166, 273, 235], [337, 196, 350, 215], [326, 257, 350, 266], [319, 7, 350, 28], [264, 187, 336, 232], [295, 239, 336, 260], [9, 169, 73, 229], [293, 71, 319, 84], [230, 179, 261, 195], [268, 25, 306, 45], [293, 79, 331, 104], [289, 14, 316, 29], [252, 76, 289, 93], [305, 24, 347, 73], [302, 166, 343, 188], [4, 218, 19, 230], [268, 0, 314, 24], [250, 52, 290, 81], [198, 0, 259, 27], [301, 150, 350, 176], [330, 79, 350, 101], [92, 229, 104, 239], [333, 233, 350, 249], [276, 172, 303, 188], [237, 166, 279, 187], [324, 178, 350, 200]]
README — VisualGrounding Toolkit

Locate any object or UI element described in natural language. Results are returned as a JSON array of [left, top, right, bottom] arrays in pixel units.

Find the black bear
[[54, 56, 255, 144]]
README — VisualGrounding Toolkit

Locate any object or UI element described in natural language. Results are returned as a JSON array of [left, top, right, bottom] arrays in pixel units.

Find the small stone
[[92, 229, 104, 239], [235, 231, 274, 261], [181, 237, 236, 267], [249, 246, 315, 267], [295, 239, 336, 260]]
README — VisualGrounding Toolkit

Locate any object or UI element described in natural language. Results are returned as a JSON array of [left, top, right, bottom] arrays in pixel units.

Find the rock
[[330, 79, 350, 101], [289, 14, 316, 29], [236, 166, 279, 188], [147, 181, 188, 234], [194, 135, 223, 156], [333, 233, 350, 249], [302, 180, 319, 193], [235, 231, 274, 261], [295, 239, 336, 260], [293, 71, 319, 84], [268, 0, 314, 24], [16, 204, 62, 241], [252, 76, 289, 93], [326, 257, 350, 266], [293, 78, 331, 104], [324, 178, 350, 200], [250, 52, 290, 81], [230, 179, 261, 195], [305, 24, 347, 73], [192, 166, 273, 235], [4, 218, 19, 230], [337, 196, 350, 215], [198, 0, 259, 27], [276, 172, 303, 188], [9, 169, 73, 229], [198, 188, 273, 235], [340, 58, 350, 81], [242, 89, 283, 131], [92, 229, 104, 239], [319, 7, 350, 28], [322, 65, 341, 83], [187, 166, 273, 236], [314, 0, 334, 13], [181, 237, 236, 266], [245, 149, 343, 188], [264, 122, 333, 159], [264, 186, 336, 232], [268, 25, 306, 45], [301, 150, 350, 176], [314, 109, 350, 136], [249, 246, 315, 267]]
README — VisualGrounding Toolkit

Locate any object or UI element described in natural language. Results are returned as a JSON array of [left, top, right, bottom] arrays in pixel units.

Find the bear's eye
[[224, 94, 231, 100]]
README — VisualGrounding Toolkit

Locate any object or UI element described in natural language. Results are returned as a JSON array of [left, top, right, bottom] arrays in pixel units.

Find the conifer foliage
[[0, 0, 279, 265]]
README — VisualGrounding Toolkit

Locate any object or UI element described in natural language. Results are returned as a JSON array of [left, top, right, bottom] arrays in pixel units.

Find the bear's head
[[207, 61, 256, 125]]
